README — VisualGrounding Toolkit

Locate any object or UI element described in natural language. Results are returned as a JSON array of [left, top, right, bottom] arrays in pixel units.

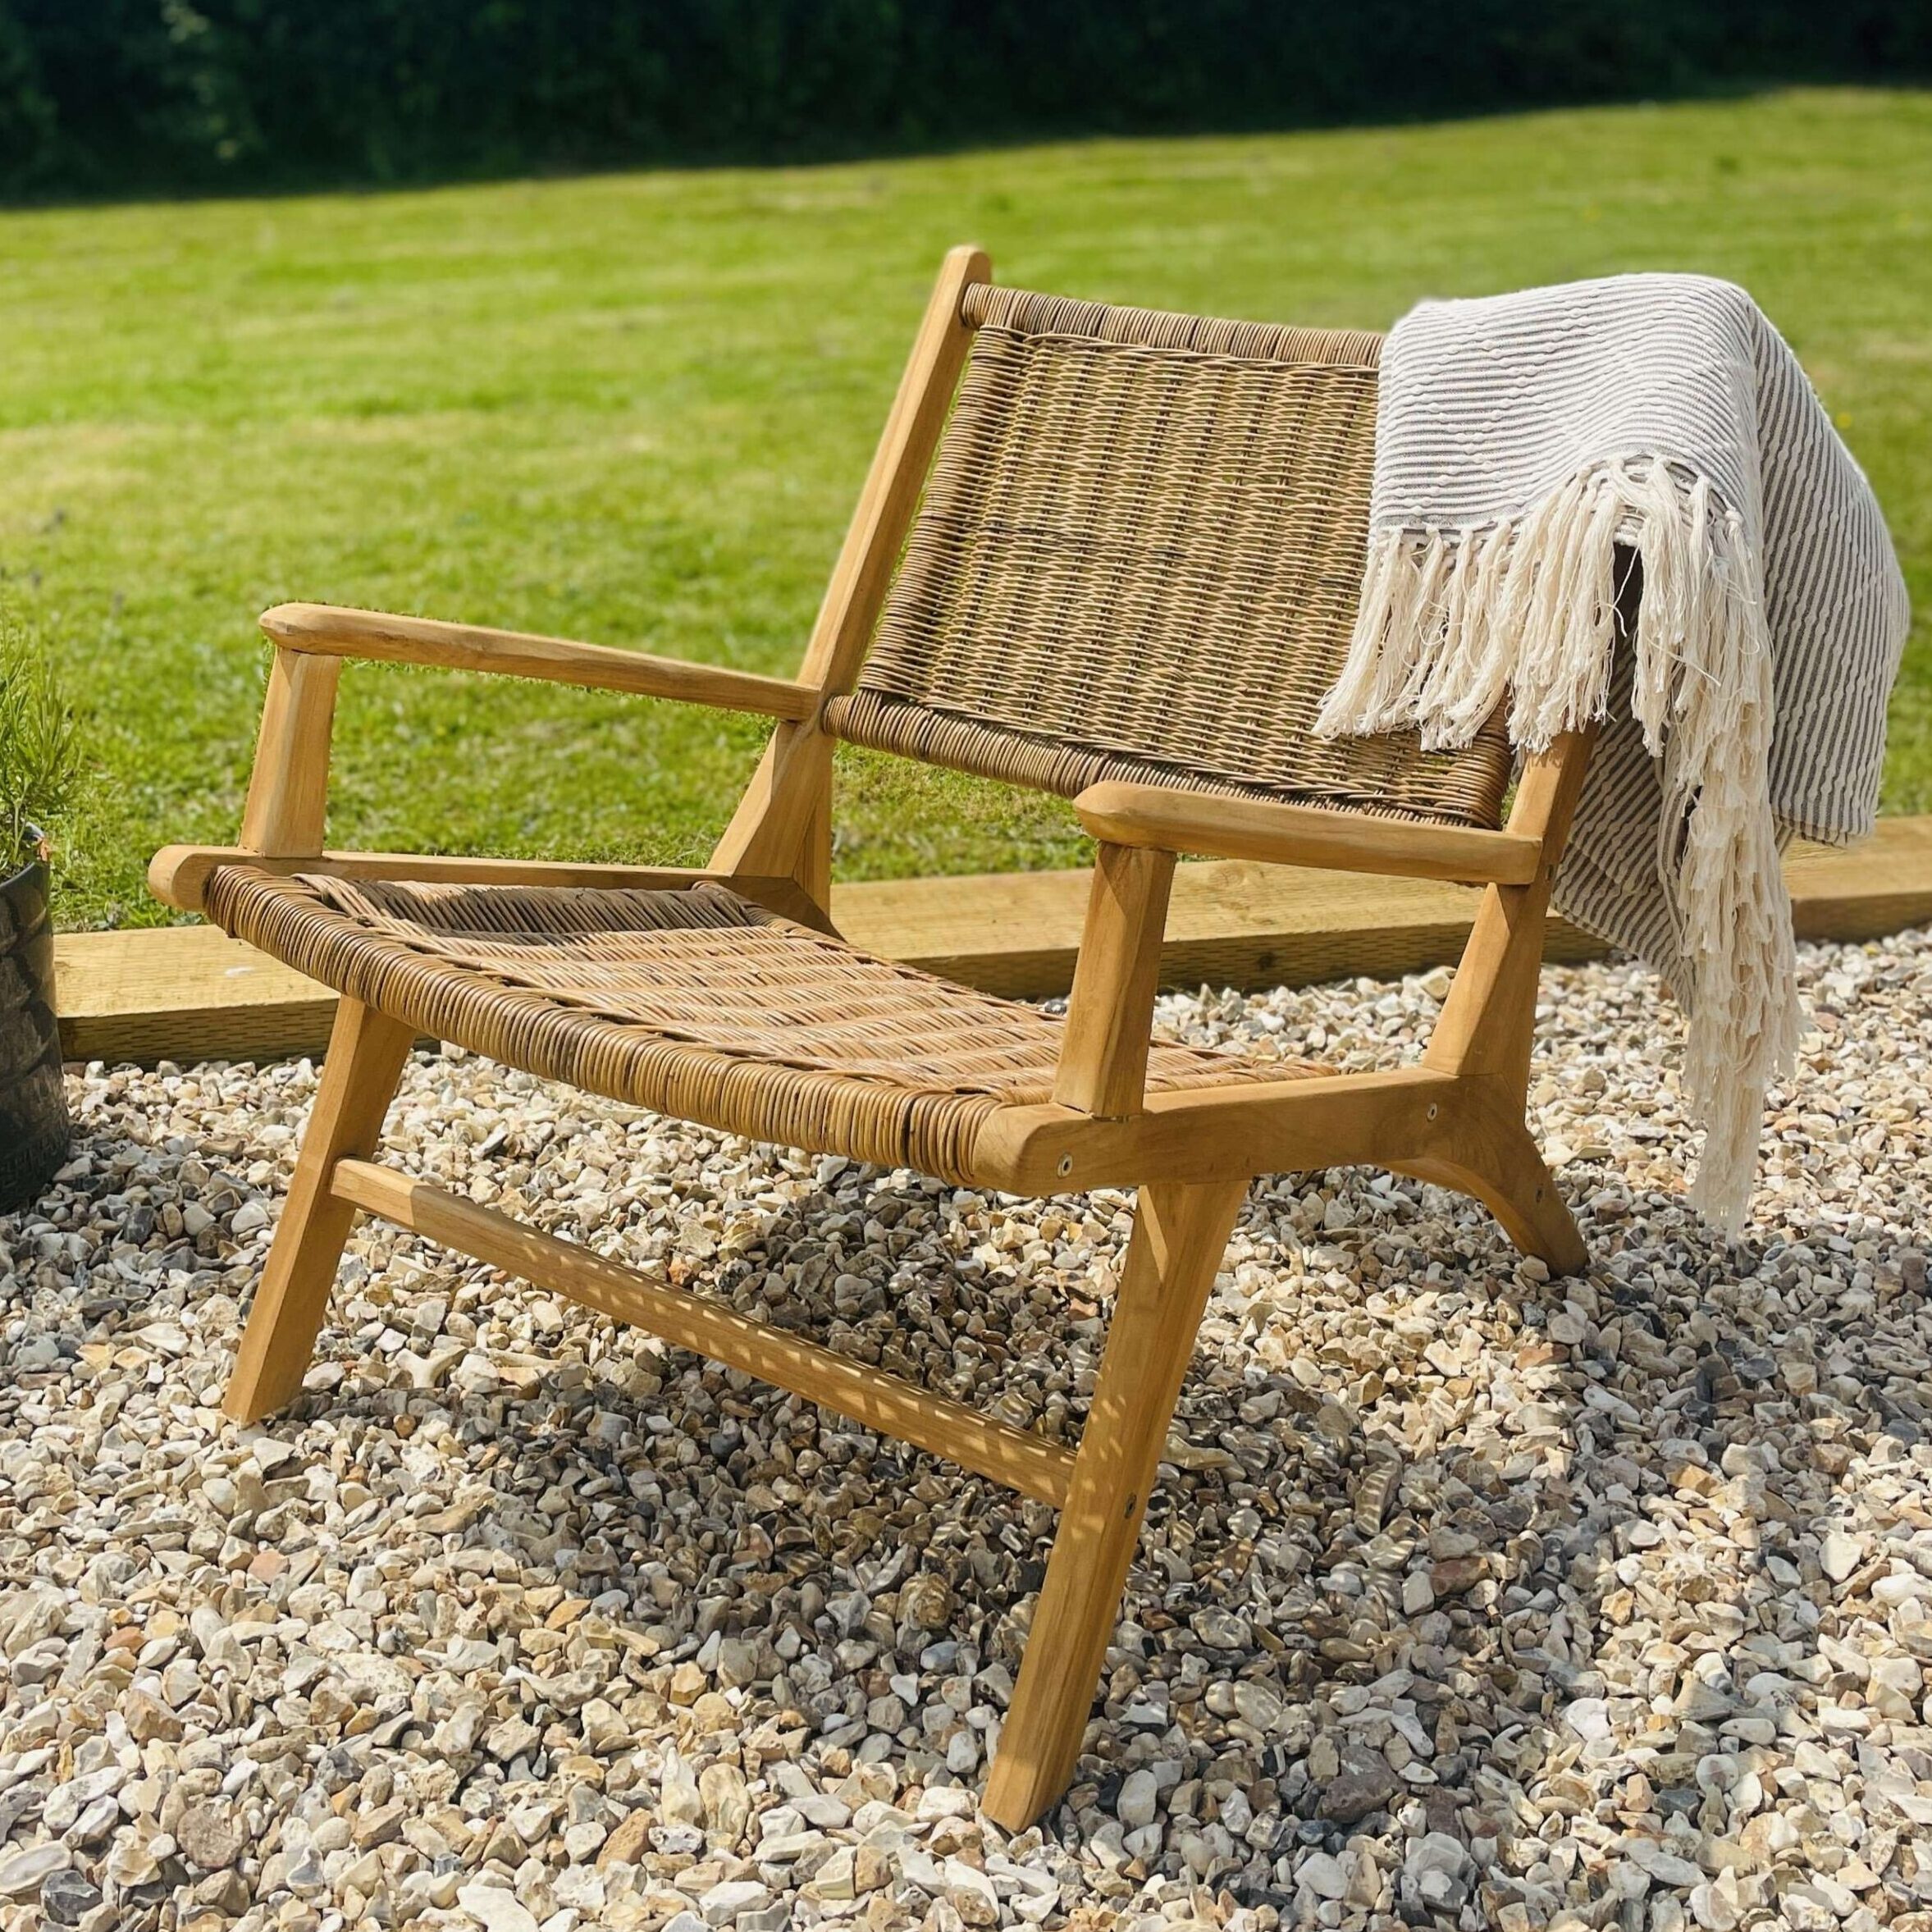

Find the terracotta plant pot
[[0, 835, 69, 1213]]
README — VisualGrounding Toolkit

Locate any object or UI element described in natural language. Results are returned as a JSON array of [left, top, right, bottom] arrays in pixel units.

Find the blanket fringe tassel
[[1317, 455, 1803, 1232]]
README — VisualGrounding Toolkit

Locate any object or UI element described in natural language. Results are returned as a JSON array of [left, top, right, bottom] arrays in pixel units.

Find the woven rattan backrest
[[821, 282, 1512, 827]]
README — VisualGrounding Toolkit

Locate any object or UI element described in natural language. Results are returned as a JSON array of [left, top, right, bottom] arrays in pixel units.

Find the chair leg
[[1400, 1112, 1587, 1276], [982, 1177, 1247, 1833], [224, 998, 415, 1424]]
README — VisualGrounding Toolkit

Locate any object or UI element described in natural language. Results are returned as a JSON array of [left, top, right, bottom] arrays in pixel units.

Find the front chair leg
[[984, 1176, 1248, 1832], [224, 998, 416, 1423]]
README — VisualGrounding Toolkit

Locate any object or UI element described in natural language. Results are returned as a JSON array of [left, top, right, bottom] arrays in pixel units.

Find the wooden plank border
[[53, 818, 1932, 1068]]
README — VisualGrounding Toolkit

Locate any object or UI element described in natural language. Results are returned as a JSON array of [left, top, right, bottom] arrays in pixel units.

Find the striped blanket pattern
[[1318, 275, 1910, 1230]]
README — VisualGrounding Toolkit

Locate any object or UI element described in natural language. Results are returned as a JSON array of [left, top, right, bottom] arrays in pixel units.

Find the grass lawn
[[2, 85, 1929, 929]]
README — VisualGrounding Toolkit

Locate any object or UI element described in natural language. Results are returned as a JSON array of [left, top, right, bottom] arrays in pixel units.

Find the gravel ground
[[2, 927, 1930, 1932]]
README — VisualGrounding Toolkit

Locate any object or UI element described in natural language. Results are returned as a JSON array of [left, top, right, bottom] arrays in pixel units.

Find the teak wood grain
[[707, 244, 990, 900], [240, 650, 339, 857], [222, 998, 413, 1423], [263, 603, 817, 719], [1053, 843, 1175, 1117], [1076, 781, 1544, 884], [148, 845, 832, 932], [1426, 730, 1594, 1090], [984, 1179, 1249, 1828]]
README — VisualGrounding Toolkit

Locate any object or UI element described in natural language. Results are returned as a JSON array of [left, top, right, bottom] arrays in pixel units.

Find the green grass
[[2, 85, 1929, 929]]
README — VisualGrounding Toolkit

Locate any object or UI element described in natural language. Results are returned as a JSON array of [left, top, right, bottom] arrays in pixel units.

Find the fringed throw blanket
[[1318, 275, 1910, 1231]]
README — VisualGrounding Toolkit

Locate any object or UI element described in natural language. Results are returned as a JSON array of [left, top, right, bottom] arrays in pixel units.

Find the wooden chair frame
[[151, 247, 1590, 1831]]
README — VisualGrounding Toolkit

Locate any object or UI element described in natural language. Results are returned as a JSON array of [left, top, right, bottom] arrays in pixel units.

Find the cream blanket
[[1318, 275, 1910, 1231]]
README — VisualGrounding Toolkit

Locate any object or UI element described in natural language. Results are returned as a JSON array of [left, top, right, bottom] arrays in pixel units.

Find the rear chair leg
[[1400, 1114, 1587, 1276], [224, 998, 415, 1423], [983, 1177, 1247, 1832]]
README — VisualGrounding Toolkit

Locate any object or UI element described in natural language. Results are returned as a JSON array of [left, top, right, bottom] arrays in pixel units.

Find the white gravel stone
[[454, 1880, 541, 1932], [1117, 1767, 1161, 1829], [1298, 1848, 1351, 1898], [1564, 1696, 1612, 1741], [0, 1842, 68, 1898], [1627, 1838, 1706, 1888], [699, 1876, 770, 1923], [1820, 1528, 1865, 1581]]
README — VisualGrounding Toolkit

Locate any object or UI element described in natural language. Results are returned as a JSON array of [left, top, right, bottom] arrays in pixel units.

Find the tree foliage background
[[0, 1, 1926, 201]]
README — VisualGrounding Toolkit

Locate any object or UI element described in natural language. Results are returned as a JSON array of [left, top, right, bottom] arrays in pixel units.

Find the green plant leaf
[[0, 605, 81, 877]]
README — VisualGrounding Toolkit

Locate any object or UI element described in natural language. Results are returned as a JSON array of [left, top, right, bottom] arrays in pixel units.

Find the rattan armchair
[[152, 248, 1592, 1830]]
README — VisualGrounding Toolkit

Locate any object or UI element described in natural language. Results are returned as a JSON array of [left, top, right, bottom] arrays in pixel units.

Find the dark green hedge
[[2, 1, 1926, 201]]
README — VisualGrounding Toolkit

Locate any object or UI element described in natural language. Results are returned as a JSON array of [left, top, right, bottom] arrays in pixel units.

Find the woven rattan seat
[[203, 866, 1311, 1183], [154, 249, 1599, 1834]]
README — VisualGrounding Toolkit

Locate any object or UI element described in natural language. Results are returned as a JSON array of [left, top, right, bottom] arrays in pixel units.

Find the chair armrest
[[262, 604, 818, 721], [1073, 782, 1543, 885], [231, 602, 817, 865], [1053, 844, 1174, 1119]]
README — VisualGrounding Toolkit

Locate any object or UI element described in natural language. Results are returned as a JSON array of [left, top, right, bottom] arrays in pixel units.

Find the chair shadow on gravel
[[1345, 1183, 1932, 1929], [198, 1134, 1932, 1922]]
